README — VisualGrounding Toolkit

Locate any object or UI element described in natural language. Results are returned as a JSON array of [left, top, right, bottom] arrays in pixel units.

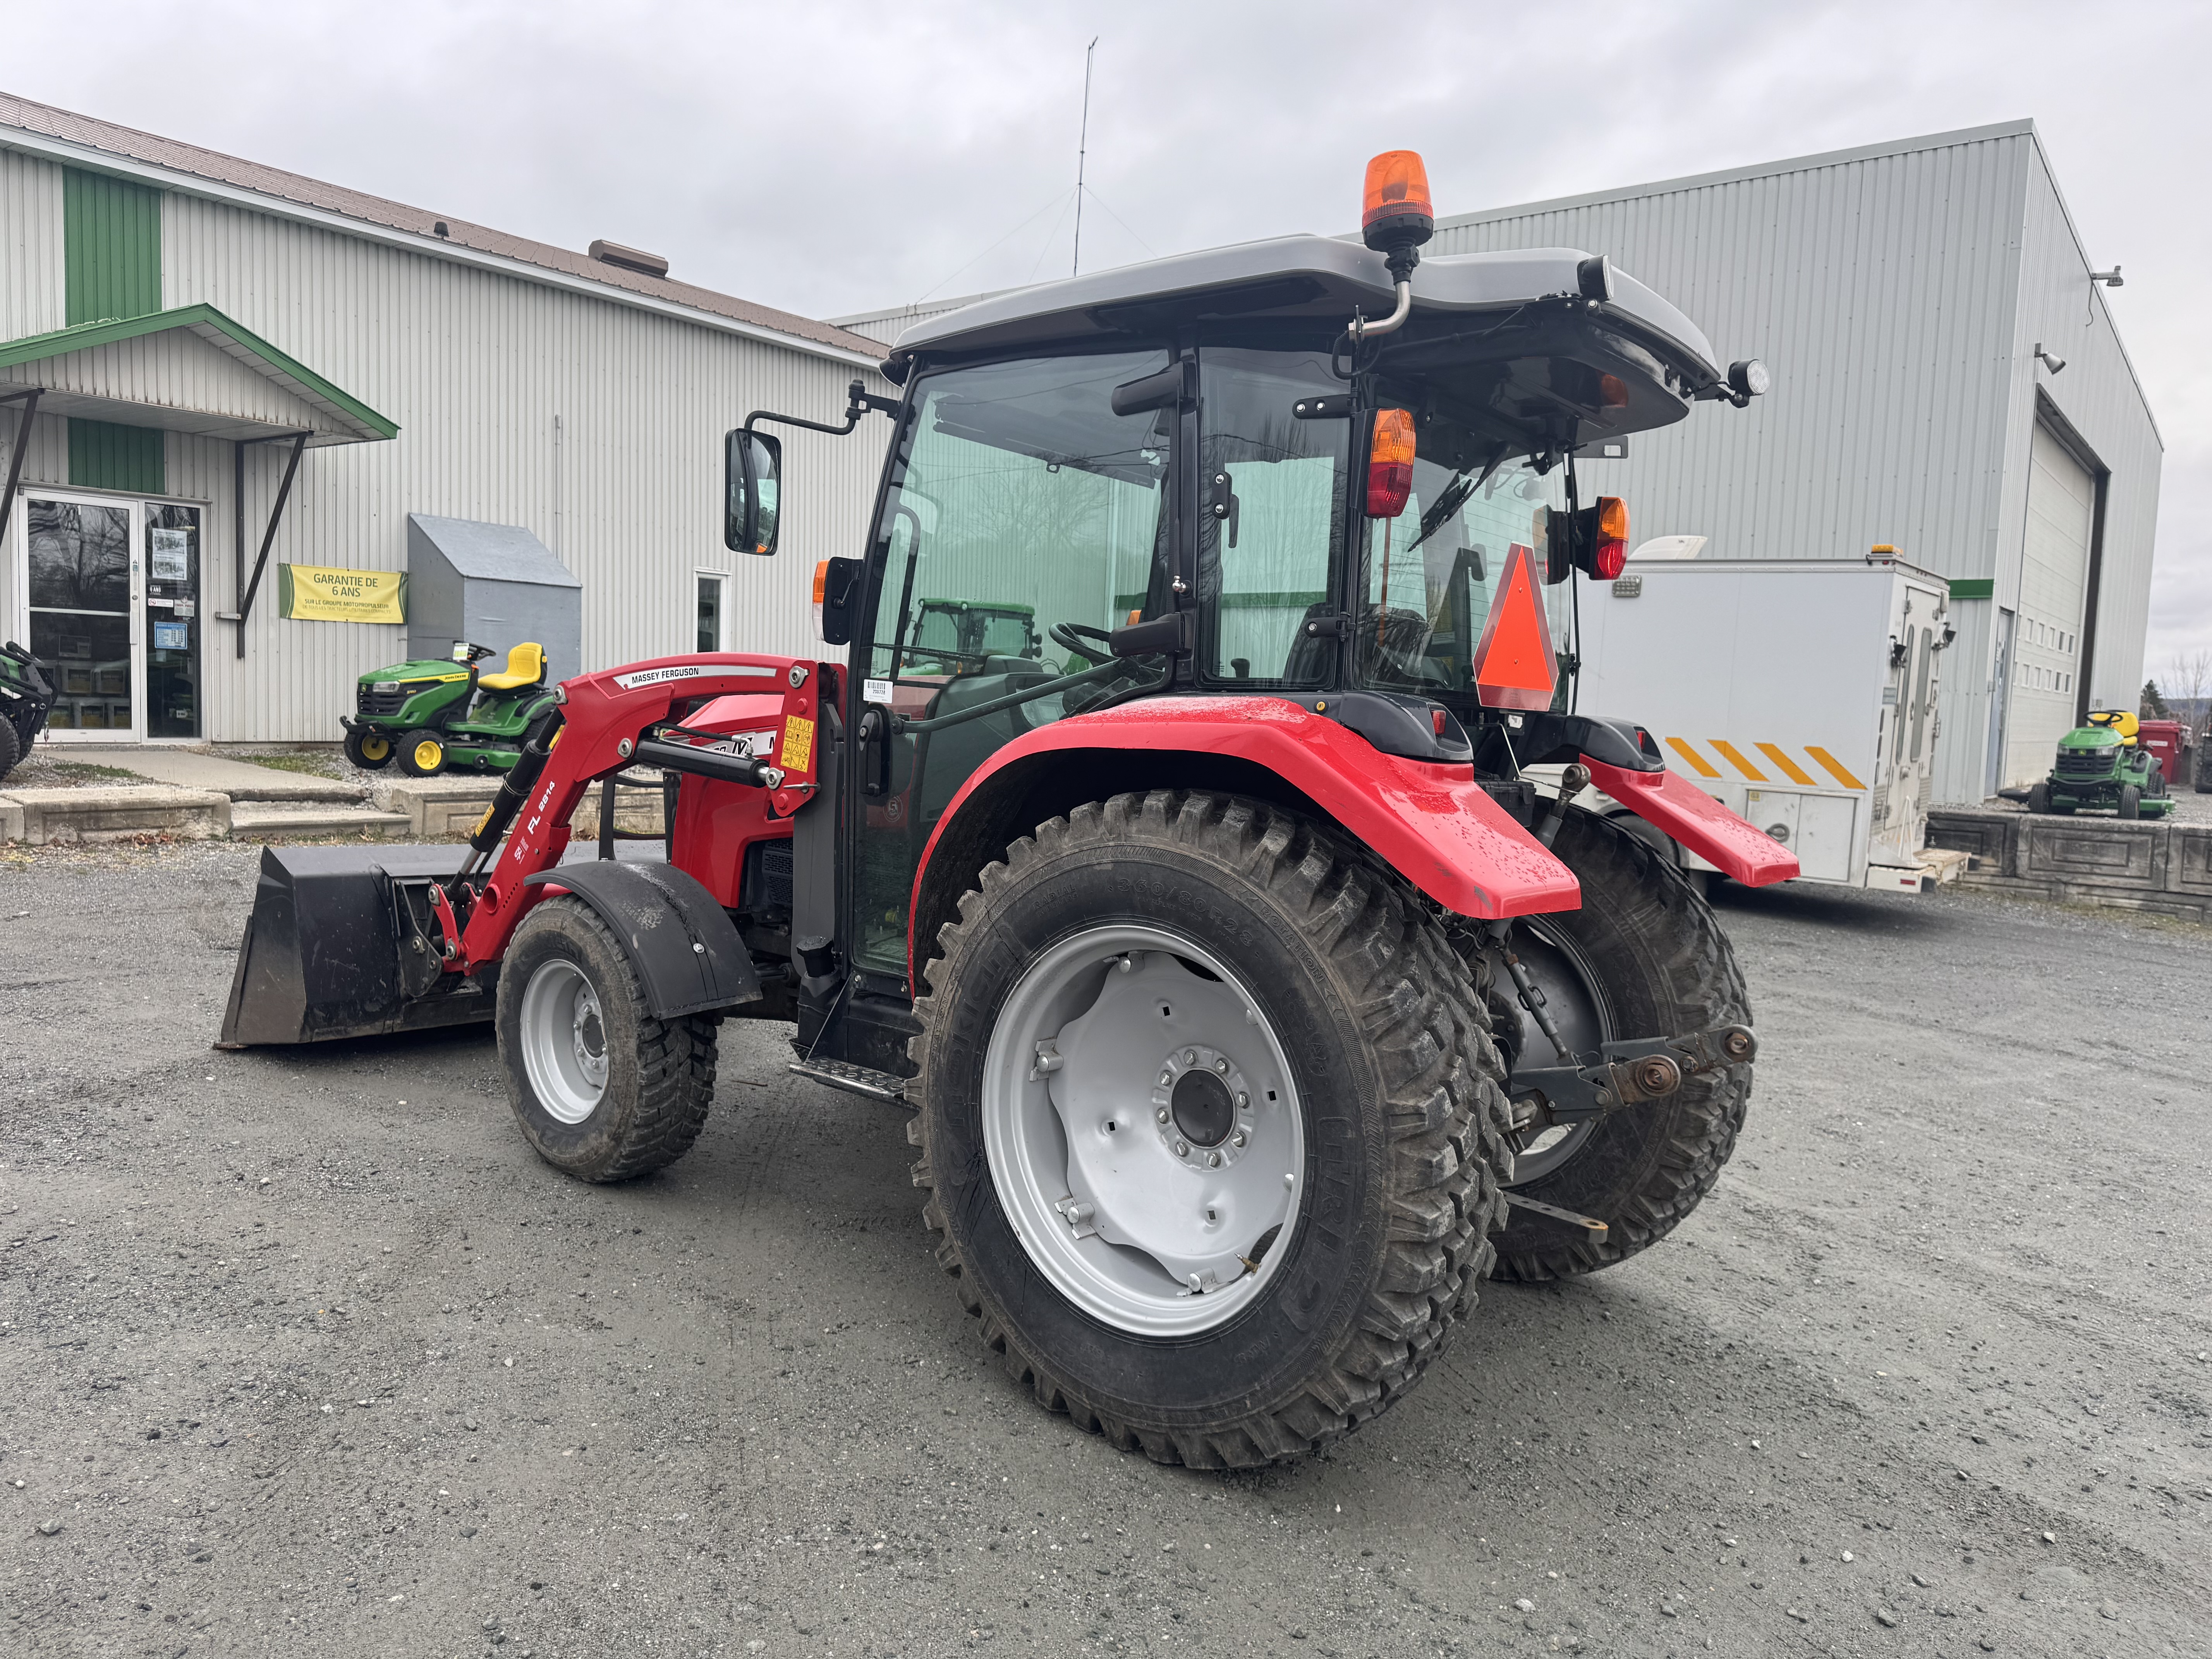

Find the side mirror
[[725, 429, 783, 556], [814, 556, 865, 646]]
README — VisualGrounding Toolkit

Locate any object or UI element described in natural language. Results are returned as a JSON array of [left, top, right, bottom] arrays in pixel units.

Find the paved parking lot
[[2, 841, 2208, 1657]]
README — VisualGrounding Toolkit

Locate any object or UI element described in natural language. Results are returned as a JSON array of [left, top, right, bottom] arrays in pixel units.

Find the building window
[[696, 571, 726, 653]]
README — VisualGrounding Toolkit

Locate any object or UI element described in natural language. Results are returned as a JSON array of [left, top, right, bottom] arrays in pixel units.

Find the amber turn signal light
[[1362, 151, 1434, 254], [1367, 409, 1416, 517]]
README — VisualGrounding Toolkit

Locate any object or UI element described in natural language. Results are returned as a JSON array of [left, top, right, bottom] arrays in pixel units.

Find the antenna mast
[[1072, 37, 1098, 276]]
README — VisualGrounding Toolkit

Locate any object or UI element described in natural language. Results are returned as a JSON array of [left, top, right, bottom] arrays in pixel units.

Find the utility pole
[[1072, 37, 1098, 276]]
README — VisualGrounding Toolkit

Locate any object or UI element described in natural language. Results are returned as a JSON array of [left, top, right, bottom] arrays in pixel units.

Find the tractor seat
[[477, 642, 547, 690]]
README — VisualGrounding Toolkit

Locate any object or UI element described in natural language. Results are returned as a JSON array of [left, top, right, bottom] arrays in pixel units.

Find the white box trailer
[[1570, 553, 1964, 893]]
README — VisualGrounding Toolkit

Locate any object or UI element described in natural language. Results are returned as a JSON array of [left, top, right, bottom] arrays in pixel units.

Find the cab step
[[788, 1057, 908, 1104]]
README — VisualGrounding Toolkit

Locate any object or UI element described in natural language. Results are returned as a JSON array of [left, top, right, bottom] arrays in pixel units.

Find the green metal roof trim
[[0, 304, 398, 443]]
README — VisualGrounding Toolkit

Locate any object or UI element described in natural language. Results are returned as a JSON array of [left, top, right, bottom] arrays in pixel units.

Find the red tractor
[[220, 152, 1795, 1467]]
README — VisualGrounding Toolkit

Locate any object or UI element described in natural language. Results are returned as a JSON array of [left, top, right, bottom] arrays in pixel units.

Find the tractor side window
[[853, 350, 1175, 977], [1355, 451, 1566, 701], [1196, 349, 1348, 685]]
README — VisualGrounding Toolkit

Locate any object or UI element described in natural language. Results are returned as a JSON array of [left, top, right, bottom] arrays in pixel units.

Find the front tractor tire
[[908, 791, 1511, 1469], [1480, 810, 1754, 1283], [496, 896, 719, 1182]]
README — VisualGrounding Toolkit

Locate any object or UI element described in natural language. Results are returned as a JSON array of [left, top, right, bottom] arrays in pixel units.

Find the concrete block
[[0, 786, 230, 846], [1926, 809, 2018, 874], [2169, 826, 2212, 897], [2021, 818, 2160, 886], [377, 778, 501, 839], [0, 797, 22, 843], [228, 802, 413, 840]]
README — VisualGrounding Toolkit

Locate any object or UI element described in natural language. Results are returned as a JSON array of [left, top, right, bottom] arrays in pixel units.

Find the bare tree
[[2168, 647, 2212, 733]]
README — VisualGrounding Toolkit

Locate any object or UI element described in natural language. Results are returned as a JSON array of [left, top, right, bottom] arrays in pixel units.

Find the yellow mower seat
[[2086, 709, 2140, 744], [477, 642, 546, 690]]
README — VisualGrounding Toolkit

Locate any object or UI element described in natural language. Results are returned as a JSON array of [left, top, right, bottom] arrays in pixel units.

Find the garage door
[[2001, 422, 2095, 788]]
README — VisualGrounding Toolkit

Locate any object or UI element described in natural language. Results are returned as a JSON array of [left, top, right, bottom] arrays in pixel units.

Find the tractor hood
[[888, 234, 1725, 401], [2058, 728, 2122, 753], [360, 659, 468, 687]]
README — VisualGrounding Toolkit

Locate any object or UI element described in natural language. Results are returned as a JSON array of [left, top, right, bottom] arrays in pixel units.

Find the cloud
[[7, 0, 2206, 655]]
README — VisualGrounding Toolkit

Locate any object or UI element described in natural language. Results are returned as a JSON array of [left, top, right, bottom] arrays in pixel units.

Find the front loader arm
[[448, 653, 823, 970]]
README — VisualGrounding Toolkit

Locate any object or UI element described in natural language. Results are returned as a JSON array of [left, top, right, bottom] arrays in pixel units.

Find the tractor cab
[[781, 153, 1768, 987]]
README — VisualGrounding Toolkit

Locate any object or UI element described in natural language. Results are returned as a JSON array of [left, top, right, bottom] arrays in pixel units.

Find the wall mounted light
[[2034, 342, 2067, 375], [2090, 266, 2123, 287]]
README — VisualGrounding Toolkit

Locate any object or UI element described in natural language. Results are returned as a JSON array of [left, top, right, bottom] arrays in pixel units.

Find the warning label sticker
[[780, 714, 816, 774]]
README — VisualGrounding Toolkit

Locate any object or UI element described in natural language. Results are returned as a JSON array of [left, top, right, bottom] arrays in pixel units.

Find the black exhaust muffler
[[215, 845, 495, 1047]]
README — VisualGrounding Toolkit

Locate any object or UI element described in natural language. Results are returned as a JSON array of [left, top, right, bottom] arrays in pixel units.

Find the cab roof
[[887, 233, 1723, 390]]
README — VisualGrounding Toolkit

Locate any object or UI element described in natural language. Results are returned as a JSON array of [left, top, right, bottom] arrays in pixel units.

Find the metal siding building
[[2, 92, 888, 746], [840, 122, 2162, 805]]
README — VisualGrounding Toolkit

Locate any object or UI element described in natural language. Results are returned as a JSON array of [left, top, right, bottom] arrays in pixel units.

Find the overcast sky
[[10, 0, 2209, 682]]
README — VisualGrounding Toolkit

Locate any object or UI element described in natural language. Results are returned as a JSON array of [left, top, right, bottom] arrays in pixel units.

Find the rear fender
[[908, 695, 1581, 982], [521, 860, 759, 1018], [1582, 756, 1800, 885]]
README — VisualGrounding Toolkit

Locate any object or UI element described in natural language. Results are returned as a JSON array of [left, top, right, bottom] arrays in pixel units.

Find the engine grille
[[358, 680, 434, 719], [742, 838, 794, 917], [2054, 750, 2115, 781]]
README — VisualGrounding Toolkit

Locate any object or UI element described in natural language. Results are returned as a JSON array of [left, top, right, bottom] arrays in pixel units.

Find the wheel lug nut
[[1214, 1058, 1228, 1073], [1159, 1070, 1173, 1086], [1207, 1151, 1222, 1168], [1235, 1092, 1248, 1108], [1183, 1049, 1197, 1065], [1231, 1130, 1247, 1147], [1156, 1107, 1170, 1124], [1174, 1140, 1189, 1157]]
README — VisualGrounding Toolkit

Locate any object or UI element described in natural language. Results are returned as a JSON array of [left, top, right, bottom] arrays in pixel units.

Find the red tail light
[[1593, 496, 1628, 579], [1367, 409, 1415, 517]]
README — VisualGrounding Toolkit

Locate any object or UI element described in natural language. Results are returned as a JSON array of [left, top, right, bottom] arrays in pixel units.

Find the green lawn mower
[[0, 639, 56, 783], [342, 641, 556, 778], [2028, 709, 2176, 820]]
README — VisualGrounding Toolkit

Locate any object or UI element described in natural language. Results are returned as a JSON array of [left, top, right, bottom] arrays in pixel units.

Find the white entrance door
[[13, 491, 207, 742], [2001, 423, 2094, 787]]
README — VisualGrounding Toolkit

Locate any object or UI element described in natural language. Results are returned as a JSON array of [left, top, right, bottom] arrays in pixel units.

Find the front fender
[[911, 696, 1581, 972], [521, 859, 760, 1018], [1582, 756, 1800, 885]]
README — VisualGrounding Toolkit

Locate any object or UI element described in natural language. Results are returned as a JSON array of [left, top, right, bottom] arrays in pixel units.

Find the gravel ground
[[1, 843, 2207, 1659]]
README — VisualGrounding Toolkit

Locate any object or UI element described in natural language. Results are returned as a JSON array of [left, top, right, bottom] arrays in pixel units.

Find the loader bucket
[[216, 845, 496, 1047]]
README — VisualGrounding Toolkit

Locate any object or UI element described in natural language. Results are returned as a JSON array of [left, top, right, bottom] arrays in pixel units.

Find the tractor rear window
[[1355, 450, 1568, 704]]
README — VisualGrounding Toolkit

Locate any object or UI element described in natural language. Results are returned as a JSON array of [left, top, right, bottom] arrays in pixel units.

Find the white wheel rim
[[520, 957, 610, 1125], [981, 924, 1305, 1338]]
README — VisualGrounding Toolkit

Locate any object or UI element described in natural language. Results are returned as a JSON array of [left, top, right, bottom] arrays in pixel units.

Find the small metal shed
[[404, 514, 582, 684]]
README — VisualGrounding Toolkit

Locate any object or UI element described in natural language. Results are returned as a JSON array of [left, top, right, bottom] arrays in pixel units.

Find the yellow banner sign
[[277, 564, 408, 624]]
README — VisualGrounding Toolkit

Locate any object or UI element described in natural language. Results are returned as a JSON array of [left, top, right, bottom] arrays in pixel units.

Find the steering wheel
[[1050, 621, 1118, 665]]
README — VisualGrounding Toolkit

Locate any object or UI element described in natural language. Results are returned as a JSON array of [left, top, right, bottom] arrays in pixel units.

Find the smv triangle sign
[[1472, 541, 1558, 711]]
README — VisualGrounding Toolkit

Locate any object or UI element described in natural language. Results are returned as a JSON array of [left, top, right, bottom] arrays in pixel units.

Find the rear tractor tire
[[398, 728, 447, 778], [0, 715, 20, 785], [344, 727, 395, 770], [1474, 809, 1754, 1284], [496, 896, 719, 1182], [908, 790, 1511, 1469]]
